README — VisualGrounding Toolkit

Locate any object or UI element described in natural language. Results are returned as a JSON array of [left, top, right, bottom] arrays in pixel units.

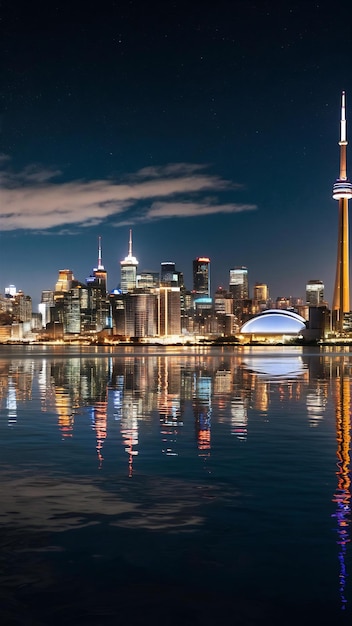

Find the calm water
[[1, 344, 352, 625]]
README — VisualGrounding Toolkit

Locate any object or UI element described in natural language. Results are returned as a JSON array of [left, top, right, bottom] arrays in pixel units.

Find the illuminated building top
[[120, 229, 138, 293], [120, 229, 138, 267], [193, 256, 210, 296]]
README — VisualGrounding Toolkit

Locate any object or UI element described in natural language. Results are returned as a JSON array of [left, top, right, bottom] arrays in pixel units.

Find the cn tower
[[332, 92, 352, 331]]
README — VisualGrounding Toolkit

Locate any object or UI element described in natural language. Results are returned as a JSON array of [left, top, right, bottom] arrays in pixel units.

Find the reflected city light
[[332, 370, 351, 610], [158, 357, 183, 456], [120, 392, 139, 477], [6, 377, 17, 427], [91, 398, 108, 468]]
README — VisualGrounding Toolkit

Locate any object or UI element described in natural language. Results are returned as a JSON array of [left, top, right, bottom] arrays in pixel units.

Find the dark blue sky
[[1, 0, 351, 305]]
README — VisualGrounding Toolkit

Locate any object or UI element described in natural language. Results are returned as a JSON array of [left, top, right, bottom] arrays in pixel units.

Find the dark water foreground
[[0, 344, 352, 625]]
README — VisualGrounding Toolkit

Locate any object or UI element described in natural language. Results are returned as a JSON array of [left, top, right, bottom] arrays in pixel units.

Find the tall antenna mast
[[98, 235, 104, 269], [339, 91, 348, 180]]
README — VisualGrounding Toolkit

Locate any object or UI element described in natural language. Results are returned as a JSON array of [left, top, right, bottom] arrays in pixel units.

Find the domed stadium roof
[[240, 309, 306, 335]]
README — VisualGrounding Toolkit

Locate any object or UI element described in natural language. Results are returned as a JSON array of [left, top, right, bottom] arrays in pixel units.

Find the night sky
[[1, 0, 351, 306]]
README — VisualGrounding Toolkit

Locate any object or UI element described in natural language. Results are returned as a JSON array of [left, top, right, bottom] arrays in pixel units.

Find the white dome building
[[240, 309, 306, 343]]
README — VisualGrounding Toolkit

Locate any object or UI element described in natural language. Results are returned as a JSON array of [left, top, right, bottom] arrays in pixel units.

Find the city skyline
[[0, 2, 351, 305], [0, 232, 320, 308]]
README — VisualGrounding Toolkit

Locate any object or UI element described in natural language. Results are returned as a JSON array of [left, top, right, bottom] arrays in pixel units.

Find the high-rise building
[[136, 271, 160, 289], [253, 282, 269, 314], [333, 92, 352, 331], [160, 262, 178, 285], [306, 280, 324, 307], [39, 290, 54, 327], [120, 230, 138, 293], [214, 287, 228, 314], [193, 257, 210, 296], [156, 286, 181, 337], [64, 285, 85, 334], [12, 291, 32, 323], [253, 282, 268, 303], [86, 237, 109, 330], [87, 236, 107, 292], [123, 292, 157, 338], [52, 270, 88, 334], [229, 266, 248, 300], [55, 269, 74, 292]]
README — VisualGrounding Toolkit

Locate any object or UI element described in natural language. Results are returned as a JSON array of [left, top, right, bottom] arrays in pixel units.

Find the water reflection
[[332, 367, 351, 610], [0, 346, 352, 616], [0, 347, 350, 453], [6, 376, 17, 426], [120, 392, 139, 477], [159, 357, 183, 458], [242, 354, 305, 379], [193, 369, 212, 459]]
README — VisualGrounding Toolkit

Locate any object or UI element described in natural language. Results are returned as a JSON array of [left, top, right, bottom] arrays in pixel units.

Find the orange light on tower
[[332, 92, 352, 331]]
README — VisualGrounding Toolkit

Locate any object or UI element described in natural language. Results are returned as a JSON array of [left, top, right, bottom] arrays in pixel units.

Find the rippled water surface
[[1, 344, 352, 625]]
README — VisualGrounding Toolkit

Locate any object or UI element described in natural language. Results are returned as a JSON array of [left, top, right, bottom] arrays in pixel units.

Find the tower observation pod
[[333, 92, 352, 331]]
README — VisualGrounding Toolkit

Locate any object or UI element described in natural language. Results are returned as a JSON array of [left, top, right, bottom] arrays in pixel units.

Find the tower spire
[[332, 91, 352, 330], [120, 229, 138, 293], [98, 235, 104, 270], [128, 229, 133, 257], [340, 91, 347, 146], [339, 91, 348, 180]]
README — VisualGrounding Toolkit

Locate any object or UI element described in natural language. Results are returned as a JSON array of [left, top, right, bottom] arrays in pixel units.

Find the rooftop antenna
[[128, 229, 133, 257], [98, 236, 104, 270]]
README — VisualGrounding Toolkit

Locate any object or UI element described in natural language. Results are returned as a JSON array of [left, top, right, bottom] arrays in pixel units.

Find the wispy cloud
[[0, 158, 257, 231], [146, 201, 256, 219], [131, 162, 209, 179]]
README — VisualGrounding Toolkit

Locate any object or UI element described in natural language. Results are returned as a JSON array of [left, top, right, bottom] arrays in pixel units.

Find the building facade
[[156, 286, 181, 337], [306, 280, 324, 307], [229, 266, 249, 300], [193, 257, 210, 297]]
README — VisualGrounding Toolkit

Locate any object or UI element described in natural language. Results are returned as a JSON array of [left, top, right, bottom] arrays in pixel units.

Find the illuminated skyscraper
[[253, 282, 268, 302], [55, 269, 74, 292], [306, 279, 324, 307], [333, 92, 352, 330], [137, 271, 160, 289], [252, 282, 269, 314], [12, 291, 32, 324], [39, 290, 54, 327], [229, 266, 248, 300], [160, 262, 177, 284], [52, 270, 88, 334], [88, 236, 107, 293], [86, 236, 109, 330], [123, 292, 157, 338], [156, 286, 181, 337], [120, 229, 138, 293], [193, 257, 210, 296]]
